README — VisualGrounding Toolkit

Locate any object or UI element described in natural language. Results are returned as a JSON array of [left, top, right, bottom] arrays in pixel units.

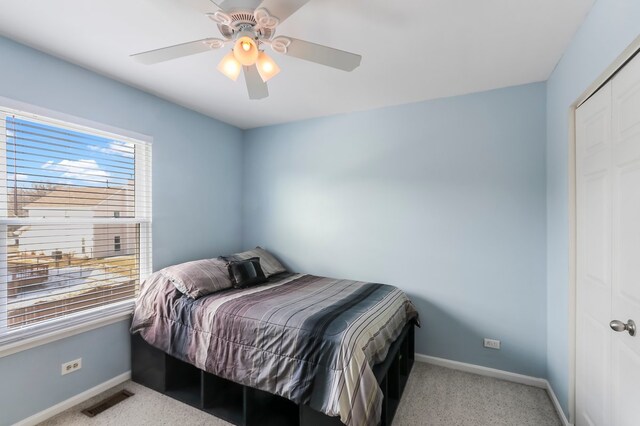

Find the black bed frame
[[131, 322, 414, 426]]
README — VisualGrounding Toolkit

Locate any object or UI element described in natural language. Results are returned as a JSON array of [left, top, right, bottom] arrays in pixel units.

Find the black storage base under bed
[[131, 322, 415, 426]]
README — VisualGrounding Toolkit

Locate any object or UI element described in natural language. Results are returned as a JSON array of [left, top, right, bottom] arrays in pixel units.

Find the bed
[[131, 267, 418, 426]]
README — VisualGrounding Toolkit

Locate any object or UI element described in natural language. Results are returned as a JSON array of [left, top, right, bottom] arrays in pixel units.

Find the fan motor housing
[[214, 9, 274, 40]]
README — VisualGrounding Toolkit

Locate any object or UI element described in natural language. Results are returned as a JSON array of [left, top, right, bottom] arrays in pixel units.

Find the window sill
[[0, 309, 133, 358]]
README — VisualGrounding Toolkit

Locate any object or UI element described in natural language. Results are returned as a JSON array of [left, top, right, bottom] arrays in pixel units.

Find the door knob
[[610, 319, 636, 336]]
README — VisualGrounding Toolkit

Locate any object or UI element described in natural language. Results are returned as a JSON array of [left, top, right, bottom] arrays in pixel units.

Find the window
[[0, 104, 152, 347]]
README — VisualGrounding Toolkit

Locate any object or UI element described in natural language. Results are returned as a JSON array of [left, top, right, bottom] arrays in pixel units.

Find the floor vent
[[81, 389, 134, 417]]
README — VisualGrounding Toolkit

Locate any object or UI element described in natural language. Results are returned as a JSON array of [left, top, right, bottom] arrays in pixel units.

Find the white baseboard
[[415, 354, 547, 387], [415, 354, 572, 426], [545, 379, 572, 426], [14, 371, 131, 426]]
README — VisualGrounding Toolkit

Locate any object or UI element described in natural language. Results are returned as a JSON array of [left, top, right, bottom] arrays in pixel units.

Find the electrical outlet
[[483, 338, 501, 350], [61, 358, 82, 375]]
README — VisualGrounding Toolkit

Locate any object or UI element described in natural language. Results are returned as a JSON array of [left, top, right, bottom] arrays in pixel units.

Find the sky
[[5, 116, 135, 189]]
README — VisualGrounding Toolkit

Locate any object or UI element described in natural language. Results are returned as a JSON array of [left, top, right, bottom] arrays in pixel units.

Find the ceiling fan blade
[[244, 65, 269, 99], [279, 37, 361, 71], [131, 38, 225, 65], [257, 0, 311, 23], [179, 0, 222, 14], [219, 0, 263, 10]]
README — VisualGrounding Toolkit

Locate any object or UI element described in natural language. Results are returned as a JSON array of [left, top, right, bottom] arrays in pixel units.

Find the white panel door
[[611, 54, 640, 426], [576, 52, 640, 426], [576, 81, 612, 426]]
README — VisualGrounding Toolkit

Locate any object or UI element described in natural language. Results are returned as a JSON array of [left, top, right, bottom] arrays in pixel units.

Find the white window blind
[[0, 106, 152, 346]]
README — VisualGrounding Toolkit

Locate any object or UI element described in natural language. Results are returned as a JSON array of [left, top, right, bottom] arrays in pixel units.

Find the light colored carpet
[[40, 363, 561, 426], [393, 364, 560, 426]]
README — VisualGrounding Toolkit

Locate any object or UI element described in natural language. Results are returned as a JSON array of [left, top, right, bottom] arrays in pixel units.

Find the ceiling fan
[[131, 0, 362, 100]]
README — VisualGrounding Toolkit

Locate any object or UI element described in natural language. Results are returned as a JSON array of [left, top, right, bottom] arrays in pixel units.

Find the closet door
[[576, 52, 640, 426], [576, 81, 613, 426], [610, 54, 640, 426]]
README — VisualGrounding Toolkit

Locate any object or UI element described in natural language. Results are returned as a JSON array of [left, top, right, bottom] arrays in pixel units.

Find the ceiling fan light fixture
[[132, 0, 363, 100], [233, 36, 259, 66], [217, 51, 242, 81], [256, 51, 281, 82]]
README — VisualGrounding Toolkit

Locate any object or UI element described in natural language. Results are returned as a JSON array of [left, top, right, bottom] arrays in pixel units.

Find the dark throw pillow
[[228, 257, 267, 289], [219, 246, 287, 278]]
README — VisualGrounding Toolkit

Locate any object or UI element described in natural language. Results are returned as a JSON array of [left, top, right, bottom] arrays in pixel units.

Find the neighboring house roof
[[24, 185, 132, 209]]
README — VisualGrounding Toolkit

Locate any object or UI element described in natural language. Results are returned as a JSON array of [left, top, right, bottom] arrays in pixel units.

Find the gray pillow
[[161, 258, 232, 299], [220, 246, 286, 278]]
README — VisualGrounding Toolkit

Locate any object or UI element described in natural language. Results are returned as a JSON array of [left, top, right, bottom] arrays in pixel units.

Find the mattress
[[131, 272, 419, 426]]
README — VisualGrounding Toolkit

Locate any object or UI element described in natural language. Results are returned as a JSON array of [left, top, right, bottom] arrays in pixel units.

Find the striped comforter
[[131, 272, 419, 426]]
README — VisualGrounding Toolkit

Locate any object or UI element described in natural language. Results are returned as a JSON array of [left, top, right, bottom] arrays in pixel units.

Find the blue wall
[[243, 83, 548, 378], [0, 36, 244, 425], [545, 0, 640, 417], [0, 322, 130, 424]]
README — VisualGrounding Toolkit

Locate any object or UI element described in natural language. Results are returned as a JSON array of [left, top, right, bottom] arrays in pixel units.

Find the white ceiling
[[0, 0, 594, 129]]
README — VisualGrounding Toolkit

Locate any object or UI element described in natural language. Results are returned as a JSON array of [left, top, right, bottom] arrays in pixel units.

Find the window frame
[[0, 97, 152, 356]]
